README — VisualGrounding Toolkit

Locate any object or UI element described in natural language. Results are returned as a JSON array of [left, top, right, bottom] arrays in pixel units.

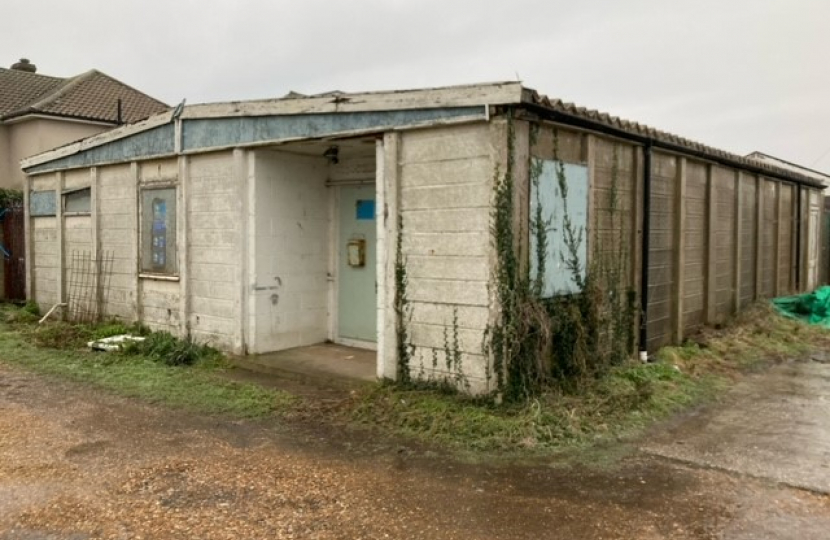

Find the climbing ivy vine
[[394, 214, 413, 385], [393, 108, 636, 401], [487, 110, 637, 401]]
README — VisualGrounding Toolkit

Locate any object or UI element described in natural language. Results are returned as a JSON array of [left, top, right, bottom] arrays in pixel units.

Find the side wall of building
[[515, 119, 823, 354], [27, 150, 246, 352], [0, 125, 9, 189], [4, 118, 107, 189]]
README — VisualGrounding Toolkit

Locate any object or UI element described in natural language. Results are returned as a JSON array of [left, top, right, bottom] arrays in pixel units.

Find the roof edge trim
[[21, 110, 175, 169], [180, 81, 523, 119]]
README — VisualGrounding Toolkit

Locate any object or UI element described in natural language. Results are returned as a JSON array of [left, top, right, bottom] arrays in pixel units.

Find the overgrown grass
[[655, 303, 830, 375], [122, 331, 221, 366], [2, 302, 827, 455], [0, 305, 295, 418], [346, 303, 830, 455]]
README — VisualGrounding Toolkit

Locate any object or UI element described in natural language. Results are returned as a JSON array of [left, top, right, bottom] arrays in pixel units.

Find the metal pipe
[[38, 302, 67, 324], [639, 142, 653, 361], [796, 187, 802, 290]]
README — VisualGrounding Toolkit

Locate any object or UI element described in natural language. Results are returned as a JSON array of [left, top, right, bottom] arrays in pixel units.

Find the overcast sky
[[3, 0, 829, 171]]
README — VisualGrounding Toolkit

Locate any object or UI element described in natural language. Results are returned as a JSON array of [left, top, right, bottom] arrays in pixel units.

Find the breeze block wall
[[186, 152, 244, 352], [249, 150, 329, 354], [398, 123, 493, 391]]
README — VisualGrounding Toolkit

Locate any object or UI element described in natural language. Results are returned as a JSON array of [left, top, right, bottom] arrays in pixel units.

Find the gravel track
[[2, 362, 829, 539]]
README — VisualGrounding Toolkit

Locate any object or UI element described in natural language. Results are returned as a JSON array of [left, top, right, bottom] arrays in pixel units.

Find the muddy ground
[[1, 360, 829, 539]]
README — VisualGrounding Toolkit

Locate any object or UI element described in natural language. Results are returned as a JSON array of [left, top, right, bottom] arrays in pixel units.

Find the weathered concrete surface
[[230, 342, 376, 386], [643, 357, 830, 494]]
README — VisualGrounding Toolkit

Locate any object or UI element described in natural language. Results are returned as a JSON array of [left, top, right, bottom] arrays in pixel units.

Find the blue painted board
[[529, 159, 589, 297], [30, 190, 56, 216]]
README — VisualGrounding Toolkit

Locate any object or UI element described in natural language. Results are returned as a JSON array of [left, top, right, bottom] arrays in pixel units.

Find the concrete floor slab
[[642, 359, 830, 494], [230, 343, 376, 388]]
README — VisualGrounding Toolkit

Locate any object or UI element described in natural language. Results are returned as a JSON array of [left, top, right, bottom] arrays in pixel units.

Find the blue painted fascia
[[181, 107, 483, 151], [26, 124, 175, 174], [25, 107, 484, 174]]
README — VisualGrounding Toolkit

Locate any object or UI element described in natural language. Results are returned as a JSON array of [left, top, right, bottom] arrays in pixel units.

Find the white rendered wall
[[249, 150, 330, 353]]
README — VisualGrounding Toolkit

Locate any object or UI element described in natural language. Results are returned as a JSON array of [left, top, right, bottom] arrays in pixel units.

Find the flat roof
[[21, 81, 825, 188]]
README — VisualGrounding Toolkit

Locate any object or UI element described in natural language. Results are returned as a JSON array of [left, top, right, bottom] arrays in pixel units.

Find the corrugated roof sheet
[[0, 67, 168, 123], [524, 88, 825, 188]]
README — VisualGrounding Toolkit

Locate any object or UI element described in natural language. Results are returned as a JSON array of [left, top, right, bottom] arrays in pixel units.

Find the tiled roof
[[0, 67, 168, 123], [0, 68, 64, 117]]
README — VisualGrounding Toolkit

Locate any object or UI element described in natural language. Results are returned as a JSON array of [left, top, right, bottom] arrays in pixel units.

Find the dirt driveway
[[1, 360, 829, 540]]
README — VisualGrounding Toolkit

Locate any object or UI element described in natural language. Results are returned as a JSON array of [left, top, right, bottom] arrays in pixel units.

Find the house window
[[63, 188, 91, 213], [529, 159, 589, 297], [140, 187, 177, 275]]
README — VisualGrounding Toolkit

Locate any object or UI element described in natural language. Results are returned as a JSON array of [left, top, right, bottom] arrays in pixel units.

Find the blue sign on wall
[[356, 199, 375, 220]]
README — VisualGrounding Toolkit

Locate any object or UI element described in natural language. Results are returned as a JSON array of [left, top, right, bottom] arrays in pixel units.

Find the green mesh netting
[[772, 286, 830, 328]]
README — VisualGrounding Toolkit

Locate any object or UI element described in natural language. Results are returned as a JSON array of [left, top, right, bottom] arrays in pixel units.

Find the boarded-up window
[[63, 188, 91, 213], [30, 190, 56, 216], [140, 187, 177, 275], [529, 159, 589, 297]]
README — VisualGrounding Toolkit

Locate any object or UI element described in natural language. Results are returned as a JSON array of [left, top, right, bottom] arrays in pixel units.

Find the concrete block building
[[21, 82, 826, 392]]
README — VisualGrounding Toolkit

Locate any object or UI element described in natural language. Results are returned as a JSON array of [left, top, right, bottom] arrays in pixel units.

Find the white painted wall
[[98, 163, 137, 319], [186, 152, 244, 351], [31, 216, 58, 307], [396, 123, 494, 393], [249, 150, 330, 353], [27, 152, 246, 351]]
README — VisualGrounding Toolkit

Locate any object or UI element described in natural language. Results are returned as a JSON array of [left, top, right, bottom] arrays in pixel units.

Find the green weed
[[122, 331, 218, 366], [0, 304, 293, 417]]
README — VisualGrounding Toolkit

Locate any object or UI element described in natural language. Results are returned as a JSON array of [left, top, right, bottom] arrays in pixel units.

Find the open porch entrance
[[245, 136, 383, 380]]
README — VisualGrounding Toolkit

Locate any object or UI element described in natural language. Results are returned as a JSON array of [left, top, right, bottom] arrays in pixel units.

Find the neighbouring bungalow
[[0, 57, 167, 300], [1, 58, 168, 190], [21, 82, 825, 393]]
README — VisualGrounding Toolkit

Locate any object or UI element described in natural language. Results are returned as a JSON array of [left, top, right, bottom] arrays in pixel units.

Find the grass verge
[[0, 307, 296, 418], [2, 303, 827, 456], [342, 303, 830, 455]]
